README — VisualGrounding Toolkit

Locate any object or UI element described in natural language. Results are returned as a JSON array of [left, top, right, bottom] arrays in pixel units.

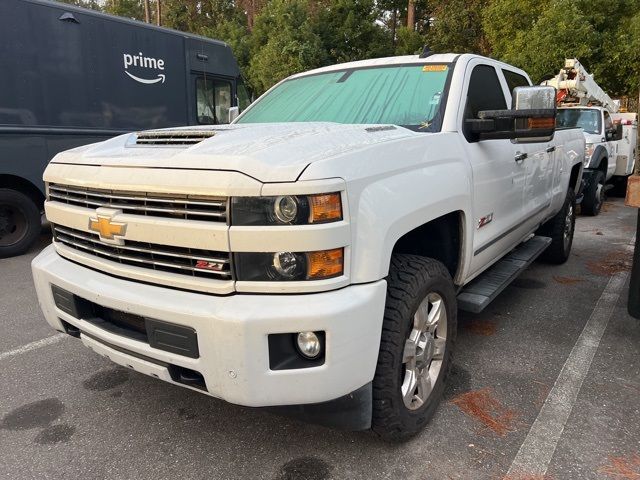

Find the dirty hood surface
[[52, 123, 417, 183]]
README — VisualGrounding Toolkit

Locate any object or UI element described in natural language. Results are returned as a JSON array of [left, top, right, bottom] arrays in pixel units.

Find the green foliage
[[247, 0, 327, 94], [313, 0, 393, 64], [104, 0, 145, 20], [50, 0, 640, 97], [394, 26, 424, 55], [426, 0, 490, 55]]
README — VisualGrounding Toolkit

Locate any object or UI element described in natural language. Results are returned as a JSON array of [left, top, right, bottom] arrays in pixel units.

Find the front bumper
[[32, 245, 386, 408]]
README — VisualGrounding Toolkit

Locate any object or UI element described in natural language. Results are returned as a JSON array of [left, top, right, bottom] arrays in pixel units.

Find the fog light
[[296, 331, 321, 359], [272, 252, 304, 279]]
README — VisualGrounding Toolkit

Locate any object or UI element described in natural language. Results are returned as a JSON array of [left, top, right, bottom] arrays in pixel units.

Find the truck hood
[[52, 123, 417, 183]]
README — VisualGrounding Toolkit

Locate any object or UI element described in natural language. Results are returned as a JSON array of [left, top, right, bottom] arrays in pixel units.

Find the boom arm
[[542, 58, 619, 113]]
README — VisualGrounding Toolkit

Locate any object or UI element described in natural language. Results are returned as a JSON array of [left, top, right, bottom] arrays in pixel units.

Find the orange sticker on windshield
[[423, 65, 448, 72]]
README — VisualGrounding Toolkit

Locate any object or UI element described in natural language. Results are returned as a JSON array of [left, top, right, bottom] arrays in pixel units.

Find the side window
[[502, 69, 531, 95], [196, 77, 232, 124], [463, 65, 507, 140], [603, 111, 613, 131]]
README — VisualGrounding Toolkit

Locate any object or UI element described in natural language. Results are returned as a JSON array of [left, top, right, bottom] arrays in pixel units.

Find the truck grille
[[53, 225, 232, 279], [135, 130, 216, 145], [48, 184, 227, 222]]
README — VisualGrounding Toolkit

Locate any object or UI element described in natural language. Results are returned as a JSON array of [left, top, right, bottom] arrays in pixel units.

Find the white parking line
[[506, 269, 629, 477], [0, 333, 66, 361]]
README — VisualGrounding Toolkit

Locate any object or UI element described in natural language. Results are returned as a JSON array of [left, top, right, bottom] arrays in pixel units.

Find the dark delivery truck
[[0, 0, 249, 257]]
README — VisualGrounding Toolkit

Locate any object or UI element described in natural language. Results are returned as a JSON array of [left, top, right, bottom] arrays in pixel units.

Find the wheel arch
[[0, 175, 45, 211], [390, 210, 466, 284], [589, 146, 608, 173]]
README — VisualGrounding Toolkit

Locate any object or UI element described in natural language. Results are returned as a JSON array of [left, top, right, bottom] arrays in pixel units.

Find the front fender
[[586, 145, 608, 170], [350, 158, 472, 284]]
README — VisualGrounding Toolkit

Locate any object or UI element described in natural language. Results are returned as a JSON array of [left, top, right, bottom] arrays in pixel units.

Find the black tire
[[609, 176, 629, 198], [538, 189, 576, 264], [0, 189, 41, 258], [372, 254, 457, 441], [582, 170, 605, 216]]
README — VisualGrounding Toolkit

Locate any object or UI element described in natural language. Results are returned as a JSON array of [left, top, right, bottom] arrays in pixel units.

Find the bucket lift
[[542, 58, 619, 113]]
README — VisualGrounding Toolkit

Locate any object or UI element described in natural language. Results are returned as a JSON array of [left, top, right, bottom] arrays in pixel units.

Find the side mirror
[[228, 106, 239, 123], [465, 86, 557, 143]]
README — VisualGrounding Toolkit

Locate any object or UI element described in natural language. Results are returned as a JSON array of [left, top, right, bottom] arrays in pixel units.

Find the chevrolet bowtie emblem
[[89, 214, 127, 241]]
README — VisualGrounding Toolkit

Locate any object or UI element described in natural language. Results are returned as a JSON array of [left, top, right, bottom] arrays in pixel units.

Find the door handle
[[515, 152, 527, 163], [546, 146, 556, 153]]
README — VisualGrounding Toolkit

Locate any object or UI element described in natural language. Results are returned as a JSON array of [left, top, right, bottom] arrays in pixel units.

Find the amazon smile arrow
[[125, 71, 166, 84]]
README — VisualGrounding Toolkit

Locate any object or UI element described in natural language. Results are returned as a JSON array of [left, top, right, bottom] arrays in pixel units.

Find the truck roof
[[27, 0, 230, 48], [290, 53, 527, 79]]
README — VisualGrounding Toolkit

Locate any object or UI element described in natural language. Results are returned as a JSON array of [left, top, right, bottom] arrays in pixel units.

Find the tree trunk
[[407, 0, 415, 30], [391, 7, 397, 47], [156, 0, 161, 26], [143, 0, 150, 23]]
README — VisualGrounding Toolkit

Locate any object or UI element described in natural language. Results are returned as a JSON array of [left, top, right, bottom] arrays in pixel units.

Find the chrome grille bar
[[48, 184, 227, 222], [53, 225, 232, 279]]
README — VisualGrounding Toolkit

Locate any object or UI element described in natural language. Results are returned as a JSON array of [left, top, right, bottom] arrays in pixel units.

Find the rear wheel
[[0, 189, 41, 258], [539, 189, 576, 264], [372, 254, 457, 441], [582, 170, 605, 216]]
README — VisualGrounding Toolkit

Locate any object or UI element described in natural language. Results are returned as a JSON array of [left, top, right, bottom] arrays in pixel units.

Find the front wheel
[[372, 254, 457, 441], [0, 189, 41, 258], [582, 170, 605, 216]]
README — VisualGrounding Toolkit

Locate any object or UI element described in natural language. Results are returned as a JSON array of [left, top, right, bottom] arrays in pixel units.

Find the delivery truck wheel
[[539, 189, 576, 264], [582, 170, 605, 216], [372, 254, 456, 441], [0, 189, 41, 258]]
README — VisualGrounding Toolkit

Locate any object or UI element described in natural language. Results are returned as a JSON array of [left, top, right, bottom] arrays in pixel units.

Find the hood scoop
[[134, 129, 217, 146]]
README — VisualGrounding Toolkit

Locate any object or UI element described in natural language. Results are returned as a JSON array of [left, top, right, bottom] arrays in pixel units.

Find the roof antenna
[[419, 46, 433, 59]]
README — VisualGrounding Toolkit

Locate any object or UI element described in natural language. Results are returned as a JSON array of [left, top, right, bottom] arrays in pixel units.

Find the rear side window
[[502, 69, 530, 95], [463, 64, 507, 140], [196, 77, 232, 124]]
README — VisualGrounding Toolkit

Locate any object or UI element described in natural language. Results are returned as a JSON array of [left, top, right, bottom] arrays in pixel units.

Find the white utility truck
[[32, 54, 585, 440], [544, 58, 638, 215]]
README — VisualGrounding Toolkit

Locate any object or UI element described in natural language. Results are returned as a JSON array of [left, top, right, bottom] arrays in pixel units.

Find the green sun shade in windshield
[[237, 64, 450, 129]]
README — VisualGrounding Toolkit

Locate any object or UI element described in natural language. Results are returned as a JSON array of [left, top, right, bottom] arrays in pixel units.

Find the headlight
[[584, 143, 594, 166], [231, 193, 342, 225], [234, 248, 344, 281]]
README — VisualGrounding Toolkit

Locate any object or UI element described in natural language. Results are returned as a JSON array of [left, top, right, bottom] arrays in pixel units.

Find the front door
[[460, 62, 525, 276]]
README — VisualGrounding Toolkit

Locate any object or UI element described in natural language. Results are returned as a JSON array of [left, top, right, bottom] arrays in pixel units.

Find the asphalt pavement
[[1, 198, 639, 480]]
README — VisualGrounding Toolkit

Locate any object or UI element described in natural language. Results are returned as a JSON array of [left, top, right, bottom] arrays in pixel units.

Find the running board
[[457, 236, 552, 313]]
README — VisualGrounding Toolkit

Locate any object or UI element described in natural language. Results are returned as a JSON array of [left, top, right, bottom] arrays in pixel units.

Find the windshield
[[236, 64, 452, 131], [556, 108, 602, 135]]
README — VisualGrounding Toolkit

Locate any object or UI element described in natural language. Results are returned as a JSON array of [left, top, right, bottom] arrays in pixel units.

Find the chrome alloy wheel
[[401, 292, 447, 410], [595, 181, 604, 210], [563, 203, 574, 250]]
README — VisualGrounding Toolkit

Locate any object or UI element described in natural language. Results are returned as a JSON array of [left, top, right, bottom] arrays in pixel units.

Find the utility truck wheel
[[582, 170, 605, 216], [372, 254, 456, 441], [0, 189, 41, 258], [539, 190, 576, 264]]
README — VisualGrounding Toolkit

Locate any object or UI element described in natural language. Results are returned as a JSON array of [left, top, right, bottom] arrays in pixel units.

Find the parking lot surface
[[1, 198, 639, 480]]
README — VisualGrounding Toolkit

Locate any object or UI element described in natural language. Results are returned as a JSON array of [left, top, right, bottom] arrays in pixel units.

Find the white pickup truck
[[32, 53, 584, 440]]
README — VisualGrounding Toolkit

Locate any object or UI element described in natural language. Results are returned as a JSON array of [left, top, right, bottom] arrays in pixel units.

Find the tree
[[313, 0, 393, 64], [248, 0, 327, 94], [104, 0, 145, 20], [426, 0, 490, 55]]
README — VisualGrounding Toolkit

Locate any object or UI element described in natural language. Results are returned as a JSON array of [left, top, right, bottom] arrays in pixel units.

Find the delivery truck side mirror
[[466, 86, 557, 143], [229, 106, 239, 123]]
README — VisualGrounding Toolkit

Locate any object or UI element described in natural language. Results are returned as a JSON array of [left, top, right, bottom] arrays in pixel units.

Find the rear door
[[500, 68, 555, 226]]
